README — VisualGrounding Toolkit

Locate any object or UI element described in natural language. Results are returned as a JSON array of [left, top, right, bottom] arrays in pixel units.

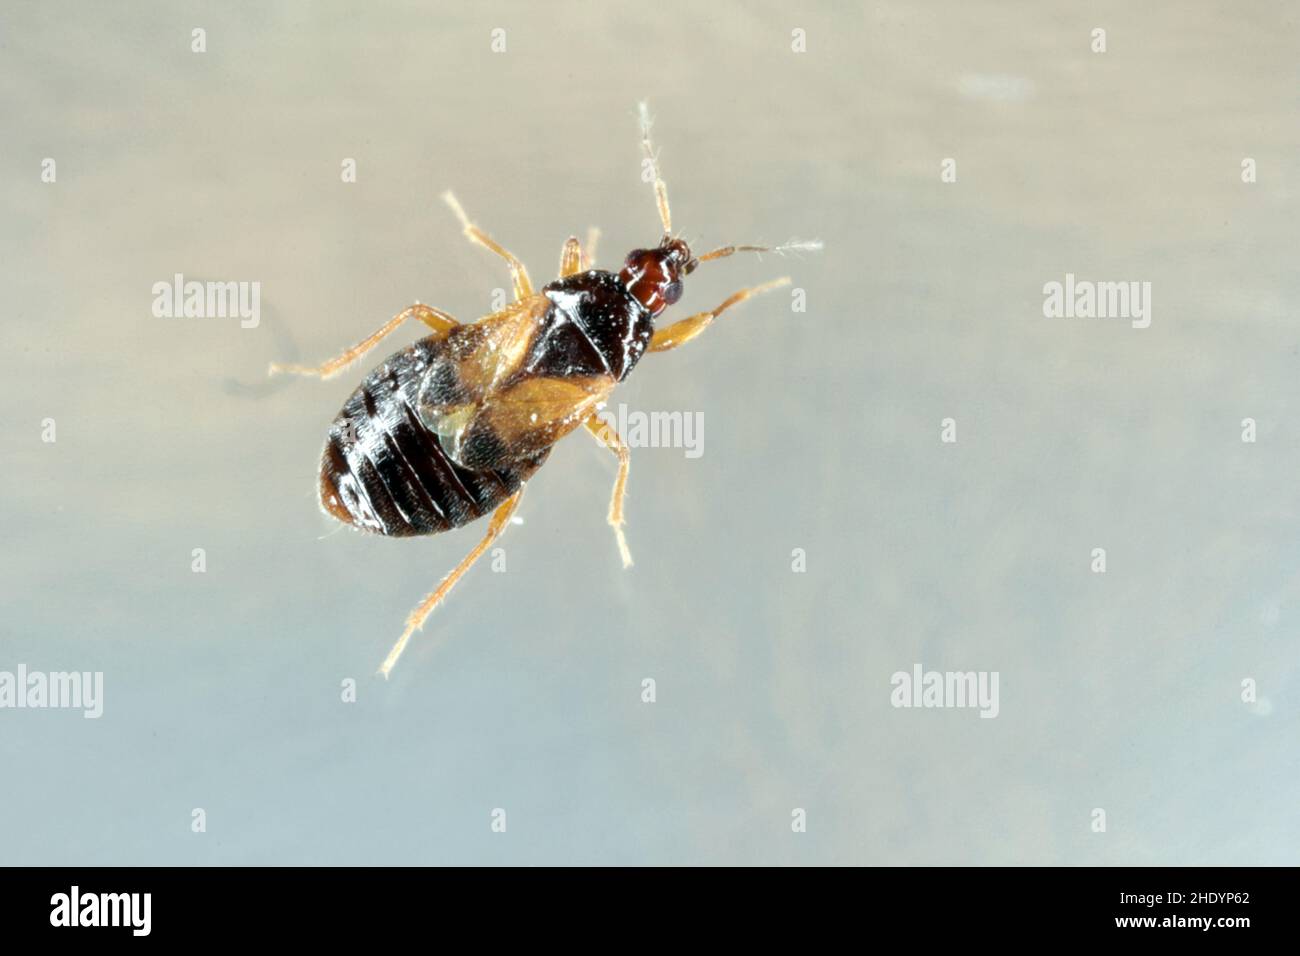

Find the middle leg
[[559, 226, 601, 277], [442, 190, 533, 300], [559, 237, 583, 278], [583, 226, 600, 270]]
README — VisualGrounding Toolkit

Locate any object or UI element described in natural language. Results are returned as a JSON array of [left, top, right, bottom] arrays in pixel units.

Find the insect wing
[[477, 374, 614, 461], [460, 294, 552, 394], [420, 294, 612, 469]]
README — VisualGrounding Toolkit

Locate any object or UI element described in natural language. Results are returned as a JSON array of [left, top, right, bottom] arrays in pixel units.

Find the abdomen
[[319, 335, 548, 537]]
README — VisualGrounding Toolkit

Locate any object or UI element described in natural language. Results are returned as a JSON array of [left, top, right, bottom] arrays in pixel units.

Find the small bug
[[271, 104, 820, 676]]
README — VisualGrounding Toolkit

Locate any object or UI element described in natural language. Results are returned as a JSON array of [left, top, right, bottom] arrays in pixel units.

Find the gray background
[[2, 1, 1297, 865]]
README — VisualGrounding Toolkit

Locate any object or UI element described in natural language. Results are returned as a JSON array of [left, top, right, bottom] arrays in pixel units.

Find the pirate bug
[[270, 104, 821, 677]]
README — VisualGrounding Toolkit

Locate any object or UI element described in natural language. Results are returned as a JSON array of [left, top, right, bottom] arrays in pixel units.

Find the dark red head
[[619, 236, 698, 317]]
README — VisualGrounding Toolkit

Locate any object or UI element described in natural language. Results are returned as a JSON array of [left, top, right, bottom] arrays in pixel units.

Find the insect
[[271, 104, 820, 677]]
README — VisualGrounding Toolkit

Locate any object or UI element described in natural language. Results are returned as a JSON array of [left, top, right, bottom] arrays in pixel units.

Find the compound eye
[[662, 280, 683, 305]]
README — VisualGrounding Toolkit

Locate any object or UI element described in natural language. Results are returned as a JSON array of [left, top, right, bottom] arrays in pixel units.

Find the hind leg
[[269, 304, 458, 380], [378, 489, 523, 678], [585, 416, 633, 568]]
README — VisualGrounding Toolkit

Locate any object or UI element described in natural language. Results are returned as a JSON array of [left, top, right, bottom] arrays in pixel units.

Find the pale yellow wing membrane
[[458, 293, 553, 395], [477, 374, 614, 460]]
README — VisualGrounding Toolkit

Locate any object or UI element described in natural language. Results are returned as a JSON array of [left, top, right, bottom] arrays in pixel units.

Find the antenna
[[696, 239, 824, 263], [638, 102, 673, 235]]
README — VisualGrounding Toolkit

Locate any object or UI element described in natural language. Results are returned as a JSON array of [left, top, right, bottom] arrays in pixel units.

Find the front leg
[[648, 278, 789, 353], [585, 415, 633, 568]]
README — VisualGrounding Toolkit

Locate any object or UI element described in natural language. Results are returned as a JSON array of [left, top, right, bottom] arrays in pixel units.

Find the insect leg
[[378, 488, 524, 679], [584, 415, 633, 569], [582, 226, 600, 269], [442, 191, 534, 300], [647, 278, 790, 353], [268, 304, 459, 379], [559, 237, 583, 278]]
